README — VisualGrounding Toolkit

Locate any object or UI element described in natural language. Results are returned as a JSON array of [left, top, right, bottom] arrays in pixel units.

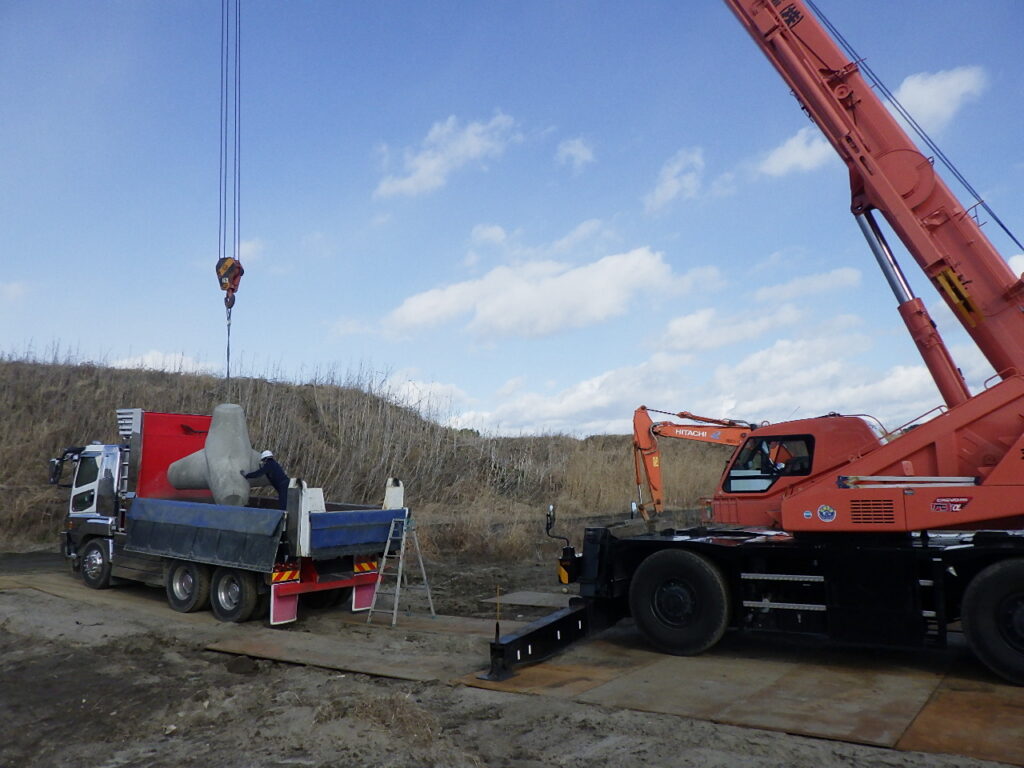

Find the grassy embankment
[[0, 358, 730, 558]]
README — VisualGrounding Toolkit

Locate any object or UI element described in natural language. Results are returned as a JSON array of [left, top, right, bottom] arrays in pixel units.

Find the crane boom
[[723, 0, 1024, 404]]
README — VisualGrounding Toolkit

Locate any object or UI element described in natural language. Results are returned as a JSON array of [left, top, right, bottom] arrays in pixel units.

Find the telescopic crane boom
[[723, 0, 1024, 407]]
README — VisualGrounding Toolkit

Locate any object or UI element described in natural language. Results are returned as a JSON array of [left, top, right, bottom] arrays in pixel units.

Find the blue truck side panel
[[308, 508, 407, 559], [124, 498, 285, 572]]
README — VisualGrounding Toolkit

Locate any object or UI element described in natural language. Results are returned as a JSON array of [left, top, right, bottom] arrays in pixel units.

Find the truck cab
[[67, 444, 121, 517]]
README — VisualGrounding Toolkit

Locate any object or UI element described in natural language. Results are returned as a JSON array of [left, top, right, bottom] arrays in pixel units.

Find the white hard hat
[[260, 450, 274, 460]]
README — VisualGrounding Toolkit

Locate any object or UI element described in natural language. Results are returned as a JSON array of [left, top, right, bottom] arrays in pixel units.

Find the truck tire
[[629, 548, 729, 656], [962, 558, 1024, 685], [79, 539, 112, 590], [210, 567, 259, 623], [164, 561, 211, 613]]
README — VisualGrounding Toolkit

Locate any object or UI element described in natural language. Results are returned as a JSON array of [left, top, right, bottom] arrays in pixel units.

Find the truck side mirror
[[545, 503, 570, 546]]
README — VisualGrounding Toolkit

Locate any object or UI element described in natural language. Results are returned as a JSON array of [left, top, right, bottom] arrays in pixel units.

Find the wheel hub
[[218, 576, 241, 610], [997, 591, 1024, 654], [172, 569, 195, 601], [653, 578, 696, 627], [82, 549, 104, 580]]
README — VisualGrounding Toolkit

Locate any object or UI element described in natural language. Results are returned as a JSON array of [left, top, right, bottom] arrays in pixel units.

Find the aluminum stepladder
[[366, 511, 436, 626]]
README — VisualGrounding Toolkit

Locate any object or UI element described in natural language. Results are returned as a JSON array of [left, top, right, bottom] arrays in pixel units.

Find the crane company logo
[[676, 429, 708, 438], [816, 504, 837, 523], [932, 497, 971, 513], [710, 431, 722, 440]]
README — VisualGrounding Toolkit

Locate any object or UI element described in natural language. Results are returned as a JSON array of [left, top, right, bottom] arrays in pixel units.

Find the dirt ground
[[0, 548, 1013, 768]]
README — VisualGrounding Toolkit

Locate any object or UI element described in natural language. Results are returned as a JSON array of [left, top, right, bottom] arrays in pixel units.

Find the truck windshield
[[724, 436, 814, 493], [74, 456, 99, 488]]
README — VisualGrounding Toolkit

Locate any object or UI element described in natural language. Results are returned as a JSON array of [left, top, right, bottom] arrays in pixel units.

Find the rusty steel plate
[[481, 590, 574, 609], [207, 629, 471, 682], [897, 659, 1024, 766]]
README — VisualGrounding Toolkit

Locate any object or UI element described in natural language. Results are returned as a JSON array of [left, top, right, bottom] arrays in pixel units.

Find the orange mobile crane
[[486, 0, 1024, 685]]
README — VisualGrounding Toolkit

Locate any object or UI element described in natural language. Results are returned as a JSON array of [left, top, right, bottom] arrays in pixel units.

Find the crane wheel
[[962, 558, 1024, 686], [164, 561, 211, 613], [629, 548, 729, 655], [210, 567, 259, 623]]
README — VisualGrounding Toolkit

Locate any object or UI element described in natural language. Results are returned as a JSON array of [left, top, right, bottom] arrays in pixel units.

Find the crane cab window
[[724, 436, 814, 493]]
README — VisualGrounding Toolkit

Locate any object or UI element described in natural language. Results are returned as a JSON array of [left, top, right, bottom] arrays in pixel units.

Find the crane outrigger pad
[[125, 498, 284, 572]]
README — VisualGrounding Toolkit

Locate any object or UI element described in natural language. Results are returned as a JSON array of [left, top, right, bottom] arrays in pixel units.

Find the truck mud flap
[[124, 498, 284, 572], [482, 597, 624, 681]]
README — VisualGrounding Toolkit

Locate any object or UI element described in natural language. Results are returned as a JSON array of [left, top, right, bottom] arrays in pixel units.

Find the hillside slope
[[0, 359, 728, 553]]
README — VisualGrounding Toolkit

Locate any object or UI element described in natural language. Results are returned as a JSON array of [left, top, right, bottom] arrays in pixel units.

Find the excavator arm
[[723, 0, 1024, 406], [633, 406, 752, 521]]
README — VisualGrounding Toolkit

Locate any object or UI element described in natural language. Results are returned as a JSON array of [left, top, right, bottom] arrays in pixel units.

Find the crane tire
[[79, 539, 112, 590], [962, 558, 1024, 685], [164, 561, 211, 613], [210, 567, 259, 623], [629, 548, 729, 656]]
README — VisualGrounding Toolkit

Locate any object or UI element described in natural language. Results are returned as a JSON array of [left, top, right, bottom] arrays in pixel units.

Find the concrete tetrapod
[[167, 403, 265, 506]]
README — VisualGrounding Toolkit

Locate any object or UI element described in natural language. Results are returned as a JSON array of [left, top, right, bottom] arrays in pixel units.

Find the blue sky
[[2, 1, 1022, 435]]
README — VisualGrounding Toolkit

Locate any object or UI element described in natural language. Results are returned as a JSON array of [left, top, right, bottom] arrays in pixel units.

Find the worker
[[241, 450, 290, 509]]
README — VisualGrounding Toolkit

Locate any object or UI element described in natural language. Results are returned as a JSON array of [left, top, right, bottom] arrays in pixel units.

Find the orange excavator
[[487, 0, 1024, 686], [632, 406, 753, 521]]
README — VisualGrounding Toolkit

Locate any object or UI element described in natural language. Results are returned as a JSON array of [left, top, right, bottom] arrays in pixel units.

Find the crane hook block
[[216, 257, 244, 309]]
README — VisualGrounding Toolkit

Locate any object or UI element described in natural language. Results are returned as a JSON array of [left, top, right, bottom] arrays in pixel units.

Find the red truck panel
[[137, 411, 212, 500]]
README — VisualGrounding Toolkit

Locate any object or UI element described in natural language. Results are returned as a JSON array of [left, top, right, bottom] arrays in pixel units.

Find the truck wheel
[[629, 549, 729, 655], [79, 540, 112, 590], [210, 568, 259, 623], [164, 561, 211, 613], [962, 558, 1024, 685]]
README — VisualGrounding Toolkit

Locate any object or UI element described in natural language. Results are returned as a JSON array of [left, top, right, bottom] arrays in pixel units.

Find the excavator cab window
[[724, 435, 814, 492]]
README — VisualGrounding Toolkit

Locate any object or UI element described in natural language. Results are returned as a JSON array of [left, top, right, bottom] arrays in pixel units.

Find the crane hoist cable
[[215, 0, 243, 381]]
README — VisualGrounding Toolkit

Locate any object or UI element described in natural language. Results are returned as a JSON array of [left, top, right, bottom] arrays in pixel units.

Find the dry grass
[[0, 356, 728, 555]]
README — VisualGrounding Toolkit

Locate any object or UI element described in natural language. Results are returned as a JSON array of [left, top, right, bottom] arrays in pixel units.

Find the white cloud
[[0, 282, 28, 302], [662, 304, 802, 351], [374, 113, 521, 198], [893, 66, 987, 134], [758, 126, 833, 177], [331, 318, 370, 337], [451, 352, 694, 435], [550, 219, 604, 253], [1008, 253, 1024, 276], [239, 238, 264, 262], [451, 320, 944, 436], [386, 369, 470, 415], [556, 137, 595, 173], [385, 248, 718, 340], [644, 148, 704, 213], [112, 350, 212, 373], [467, 218, 613, 265], [754, 267, 861, 302], [470, 224, 508, 246], [708, 335, 941, 426]]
